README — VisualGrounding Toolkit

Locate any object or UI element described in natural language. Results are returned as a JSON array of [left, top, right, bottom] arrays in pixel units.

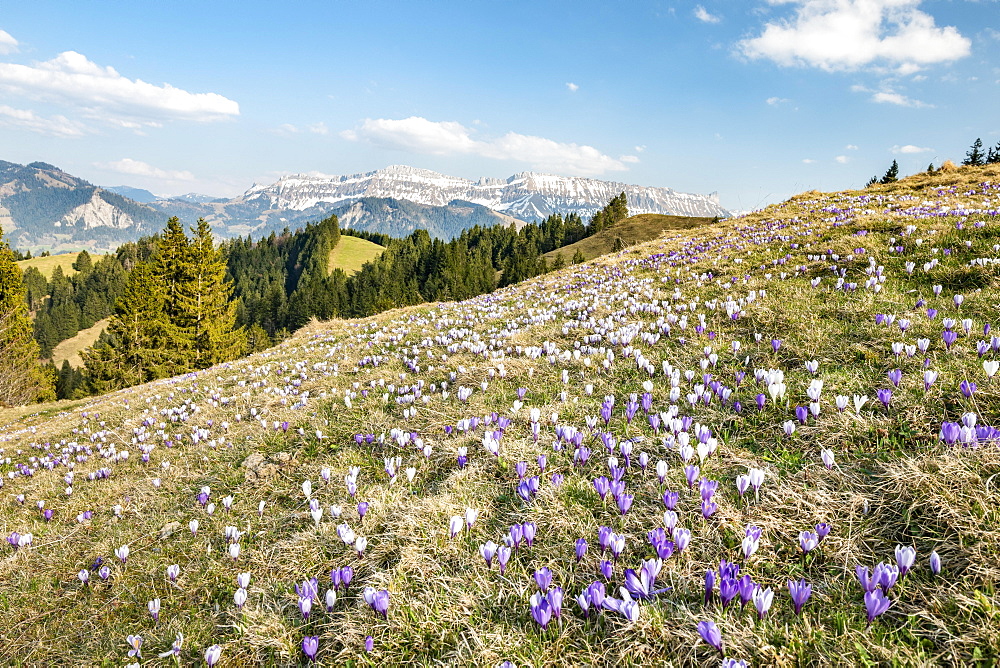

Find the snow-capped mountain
[[239, 165, 729, 221]]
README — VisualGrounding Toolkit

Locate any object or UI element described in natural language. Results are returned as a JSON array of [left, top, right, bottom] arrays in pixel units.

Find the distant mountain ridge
[[237, 164, 729, 222], [1, 160, 728, 252]]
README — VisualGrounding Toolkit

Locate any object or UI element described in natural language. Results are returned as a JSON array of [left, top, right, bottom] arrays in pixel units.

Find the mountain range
[[1, 160, 729, 252]]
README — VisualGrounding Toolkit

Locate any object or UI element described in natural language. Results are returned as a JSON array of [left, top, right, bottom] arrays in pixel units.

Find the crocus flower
[[234, 587, 247, 609], [148, 598, 160, 622], [864, 589, 892, 625], [895, 545, 916, 577], [534, 567, 553, 591], [480, 541, 498, 567], [930, 551, 941, 574], [960, 380, 977, 398], [205, 644, 222, 667], [449, 515, 464, 539], [167, 564, 180, 582], [126, 635, 143, 659], [821, 448, 835, 469], [575, 538, 588, 562], [365, 636, 374, 652], [815, 523, 831, 541], [529, 592, 553, 630], [753, 586, 773, 619], [697, 620, 723, 653], [787, 579, 811, 615], [497, 545, 511, 574], [877, 388, 892, 408], [302, 636, 319, 661], [158, 633, 183, 659]]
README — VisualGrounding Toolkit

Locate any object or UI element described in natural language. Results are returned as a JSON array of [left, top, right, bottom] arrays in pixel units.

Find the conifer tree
[[182, 218, 245, 367], [0, 232, 53, 405], [964, 138, 985, 166], [879, 160, 899, 184], [154, 216, 195, 364], [83, 262, 175, 393]]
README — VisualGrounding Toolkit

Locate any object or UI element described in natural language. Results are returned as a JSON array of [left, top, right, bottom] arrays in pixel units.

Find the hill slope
[[1, 164, 999, 665], [542, 213, 714, 263], [328, 235, 385, 276]]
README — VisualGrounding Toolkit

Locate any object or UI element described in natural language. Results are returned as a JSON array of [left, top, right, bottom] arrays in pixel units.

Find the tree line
[[2, 193, 630, 404]]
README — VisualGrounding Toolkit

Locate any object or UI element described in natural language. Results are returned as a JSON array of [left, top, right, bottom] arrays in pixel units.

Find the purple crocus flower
[[522, 522, 537, 547], [795, 405, 808, 425], [864, 589, 892, 625], [943, 330, 958, 349], [887, 369, 902, 387], [697, 620, 723, 654], [480, 541, 498, 567], [497, 545, 511, 575], [877, 388, 892, 408], [787, 578, 811, 615], [755, 393, 766, 410], [302, 636, 319, 661], [701, 500, 718, 519], [662, 490, 679, 510], [960, 380, 977, 398], [593, 476, 611, 501], [895, 545, 916, 577], [929, 551, 941, 574], [575, 538, 588, 562], [617, 493, 634, 516], [529, 592, 553, 630], [704, 570, 715, 605], [600, 559, 614, 580], [534, 567, 553, 591], [799, 531, 819, 553], [365, 636, 374, 652], [815, 523, 831, 541], [685, 465, 700, 489]]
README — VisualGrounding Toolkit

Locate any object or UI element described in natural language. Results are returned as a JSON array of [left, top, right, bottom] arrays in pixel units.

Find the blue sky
[[0, 0, 997, 211]]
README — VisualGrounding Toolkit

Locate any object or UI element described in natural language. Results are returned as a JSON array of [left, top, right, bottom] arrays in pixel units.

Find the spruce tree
[[879, 160, 899, 184], [182, 218, 245, 367], [964, 138, 985, 166], [83, 262, 174, 393], [0, 232, 53, 405]]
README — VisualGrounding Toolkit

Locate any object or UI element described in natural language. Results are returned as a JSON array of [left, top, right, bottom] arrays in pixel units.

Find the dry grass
[[50, 318, 109, 368], [2, 164, 1000, 665]]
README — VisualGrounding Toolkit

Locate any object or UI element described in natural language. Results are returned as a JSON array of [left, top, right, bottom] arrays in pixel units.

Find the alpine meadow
[[2, 2, 1000, 666]]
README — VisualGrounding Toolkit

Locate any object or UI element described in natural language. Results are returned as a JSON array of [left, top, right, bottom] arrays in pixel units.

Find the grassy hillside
[[542, 213, 714, 264], [50, 318, 109, 368], [2, 164, 1000, 665], [328, 235, 384, 276], [15, 251, 100, 278]]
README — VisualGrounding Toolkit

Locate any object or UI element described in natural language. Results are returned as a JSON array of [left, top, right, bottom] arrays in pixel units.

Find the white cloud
[[694, 5, 722, 23], [342, 116, 629, 176], [634, 145, 646, 153], [0, 29, 18, 55], [802, 158, 817, 163], [566, 82, 579, 92], [739, 0, 971, 73], [0, 50, 239, 127], [891, 143, 932, 153], [276, 121, 330, 136], [835, 155, 849, 163], [0, 104, 88, 137], [619, 155, 641, 163], [846, 144, 859, 150], [852, 83, 932, 107], [766, 96, 790, 105], [871, 90, 931, 107], [95, 158, 194, 182]]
